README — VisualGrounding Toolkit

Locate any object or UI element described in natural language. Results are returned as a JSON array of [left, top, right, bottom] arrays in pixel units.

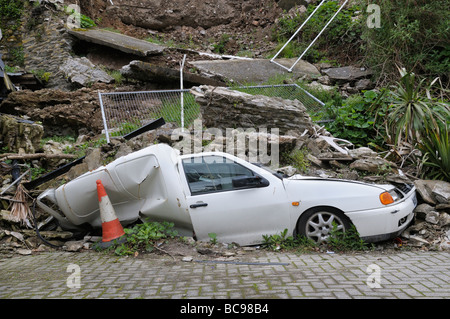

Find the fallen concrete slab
[[190, 58, 320, 84], [68, 29, 165, 57], [120, 60, 226, 87]]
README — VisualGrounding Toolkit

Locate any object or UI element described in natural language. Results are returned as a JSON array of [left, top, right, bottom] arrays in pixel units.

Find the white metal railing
[[271, 0, 349, 72]]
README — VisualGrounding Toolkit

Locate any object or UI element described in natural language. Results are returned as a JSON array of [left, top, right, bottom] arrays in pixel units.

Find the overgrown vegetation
[[322, 69, 450, 182], [272, 1, 363, 63], [0, 0, 24, 31], [262, 225, 372, 253], [103, 220, 179, 256], [326, 223, 373, 252], [262, 229, 317, 252], [64, 6, 97, 29], [282, 149, 310, 173], [362, 0, 450, 86], [271, 0, 450, 87], [321, 89, 388, 148]]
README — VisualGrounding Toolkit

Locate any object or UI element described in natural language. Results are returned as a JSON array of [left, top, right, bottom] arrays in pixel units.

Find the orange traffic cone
[[96, 179, 125, 243]]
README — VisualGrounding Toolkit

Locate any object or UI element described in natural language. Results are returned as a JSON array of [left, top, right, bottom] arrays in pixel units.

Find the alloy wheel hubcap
[[305, 212, 345, 244]]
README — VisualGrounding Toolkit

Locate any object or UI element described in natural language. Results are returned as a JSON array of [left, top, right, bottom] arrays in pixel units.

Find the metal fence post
[[98, 91, 111, 143], [180, 54, 186, 130]]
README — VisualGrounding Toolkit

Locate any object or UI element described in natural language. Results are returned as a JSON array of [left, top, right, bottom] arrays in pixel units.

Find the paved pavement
[[0, 250, 449, 302]]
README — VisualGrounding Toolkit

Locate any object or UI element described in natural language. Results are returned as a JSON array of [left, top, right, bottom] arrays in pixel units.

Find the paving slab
[[0, 250, 448, 302], [68, 29, 165, 57], [191, 58, 321, 85]]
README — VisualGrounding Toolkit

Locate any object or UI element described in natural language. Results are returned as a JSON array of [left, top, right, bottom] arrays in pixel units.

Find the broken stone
[[436, 203, 450, 211], [354, 79, 373, 91], [84, 147, 103, 171], [322, 66, 373, 83], [0, 87, 104, 136], [0, 115, 44, 154], [16, 248, 32, 255], [307, 81, 335, 92], [60, 57, 114, 87], [120, 60, 225, 86], [64, 240, 85, 252], [408, 235, 429, 246], [68, 29, 165, 56], [22, 229, 73, 239], [414, 180, 450, 205], [306, 154, 323, 168], [317, 75, 331, 85], [349, 157, 397, 174], [414, 203, 435, 220], [425, 211, 440, 225], [277, 166, 297, 176], [439, 239, 450, 251], [439, 213, 450, 227], [432, 183, 450, 204], [348, 147, 377, 159]]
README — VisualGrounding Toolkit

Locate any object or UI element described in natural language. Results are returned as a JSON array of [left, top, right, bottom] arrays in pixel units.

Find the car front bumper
[[345, 190, 417, 243]]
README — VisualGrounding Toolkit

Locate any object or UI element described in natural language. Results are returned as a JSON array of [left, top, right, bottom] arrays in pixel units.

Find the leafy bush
[[282, 149, 310, 173], [99, 221, 179, 256], [362, 0, 450, 86], [326, 223, 373, 252], [80, 13, 96, 29], [262, 229, 317, 251], [272, 1, 363, 62], [0, 0, 24, 30], [64, 6, 97, 29], [323, 90, 388, 148]]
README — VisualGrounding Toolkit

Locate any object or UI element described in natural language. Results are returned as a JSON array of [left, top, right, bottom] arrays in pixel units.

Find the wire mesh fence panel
[[98, 84, 328, 141], [230, 84, 329, 122], [99, 90, 200, 141]]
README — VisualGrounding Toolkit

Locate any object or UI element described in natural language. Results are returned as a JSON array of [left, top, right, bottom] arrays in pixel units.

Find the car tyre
[[297, 207, 352, 244]]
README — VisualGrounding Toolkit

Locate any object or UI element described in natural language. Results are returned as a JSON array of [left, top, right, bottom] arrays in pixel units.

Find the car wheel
[[297, 207, 351, 244]]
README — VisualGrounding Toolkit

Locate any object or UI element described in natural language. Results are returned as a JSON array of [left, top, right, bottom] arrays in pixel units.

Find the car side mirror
[[232, 175, 269, 188]]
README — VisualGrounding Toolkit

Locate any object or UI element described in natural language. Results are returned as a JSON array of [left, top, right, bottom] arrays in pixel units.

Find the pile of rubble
[[405, 180, 450, 251], [1, 88, 449, 256]]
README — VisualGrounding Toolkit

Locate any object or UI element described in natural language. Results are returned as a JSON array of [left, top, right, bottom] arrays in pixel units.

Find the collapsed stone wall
[[0, 3, 74, 89], [21, 5, 74, 89]]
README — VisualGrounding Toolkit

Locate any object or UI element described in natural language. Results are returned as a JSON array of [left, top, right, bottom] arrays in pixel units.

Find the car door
[[182, 155, 289, 246]]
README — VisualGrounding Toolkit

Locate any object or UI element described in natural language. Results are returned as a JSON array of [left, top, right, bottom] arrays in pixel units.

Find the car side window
[[182, 156, 261, 195]]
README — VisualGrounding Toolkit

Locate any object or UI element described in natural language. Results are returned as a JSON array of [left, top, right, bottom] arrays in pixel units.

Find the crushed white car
[[37, 144, 417, 246]]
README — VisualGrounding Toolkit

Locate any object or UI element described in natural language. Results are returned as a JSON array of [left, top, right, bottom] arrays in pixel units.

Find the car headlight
[[379, 189, 401, 205]]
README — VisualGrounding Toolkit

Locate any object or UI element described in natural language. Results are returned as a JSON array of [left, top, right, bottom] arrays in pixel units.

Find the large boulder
[[60, 57, 114, 87], [190, 85, 316, 136]]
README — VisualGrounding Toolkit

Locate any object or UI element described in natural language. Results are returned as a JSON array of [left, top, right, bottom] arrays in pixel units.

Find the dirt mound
[[77, 0, 284, 56]]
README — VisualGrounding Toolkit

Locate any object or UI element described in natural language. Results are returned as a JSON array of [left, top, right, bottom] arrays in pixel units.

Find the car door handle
[[190, 202, 208, 208]]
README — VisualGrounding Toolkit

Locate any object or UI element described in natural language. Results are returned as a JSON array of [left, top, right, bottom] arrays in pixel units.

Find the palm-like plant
[[387, 68, 450, 147], [419, 124, 450, 182]]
